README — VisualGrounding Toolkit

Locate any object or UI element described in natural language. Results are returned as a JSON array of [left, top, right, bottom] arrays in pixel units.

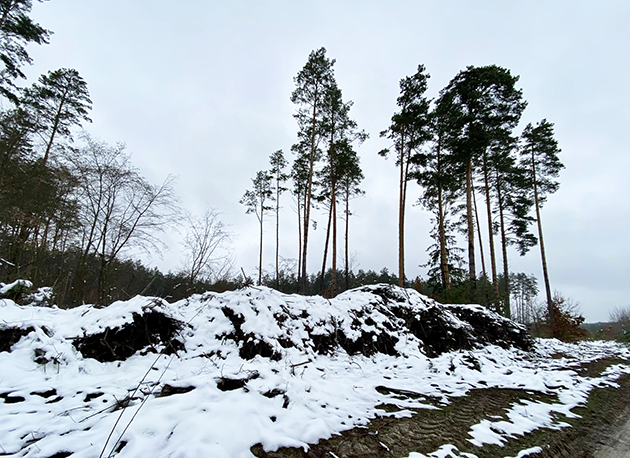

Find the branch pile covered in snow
[[0, 284, 628, 458]]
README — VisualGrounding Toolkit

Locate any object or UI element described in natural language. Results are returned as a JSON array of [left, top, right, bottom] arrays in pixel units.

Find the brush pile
[[3, 284, 625, 458]]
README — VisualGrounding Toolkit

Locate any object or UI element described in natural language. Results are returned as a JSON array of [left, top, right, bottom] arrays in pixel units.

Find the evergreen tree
[[337, 140, 364, 291], [488, 138, 537, 316], [509, 272, 538, 324], [0, 107, 79, 278], [520, 119, 564, 332], [290, 150, 309, 284], [316, 80, 366, 295], [0, 0, 50, 101], [23, 68, 92, 165], [437, 65, 526, 303], [240, 170, 274, 286], [291, 47, 335, 293], [415, 101, 464, 298], [268, 149, 289, 289], [380, 64, 432, 287], [0, 106, 35, 188]]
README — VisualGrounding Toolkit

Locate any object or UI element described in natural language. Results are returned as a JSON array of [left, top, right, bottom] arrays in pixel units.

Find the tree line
[[242, 48, 564, 326], [1, 3, 565, 327], [0, 2, 197, 304]]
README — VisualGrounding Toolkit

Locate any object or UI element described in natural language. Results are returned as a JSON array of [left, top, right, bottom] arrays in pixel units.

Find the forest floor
[[251, 355, 630, 458]]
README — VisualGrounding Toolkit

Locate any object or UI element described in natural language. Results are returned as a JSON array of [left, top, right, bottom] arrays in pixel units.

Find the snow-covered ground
[[1, 285, 628, 458]]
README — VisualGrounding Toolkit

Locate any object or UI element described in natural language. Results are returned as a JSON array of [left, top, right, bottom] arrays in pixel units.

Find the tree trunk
[[531, 149, 555, 333], [466, 159, 477, 301], [436, 139, 450, 294], [319, 202, 333, 292], [482, 151, 500, 310], [275, 177, 281, 289], [301, 99, 319, 294], [398, 133, 407, 288], [296, 194, 302, 286], [344, 184, 350, 291], [331, 149, 338, 296], [496, 172, 511, 318], [42, 87, 70, 166], [258, 207, 264, 286], [472, 182, 488, 306]]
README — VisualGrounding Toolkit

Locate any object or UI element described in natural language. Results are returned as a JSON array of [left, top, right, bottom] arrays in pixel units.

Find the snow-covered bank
[[1, 285, 629, 458]]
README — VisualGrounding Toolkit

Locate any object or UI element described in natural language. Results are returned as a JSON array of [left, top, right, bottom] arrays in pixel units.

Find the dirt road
[[252, 357, 630, 458]]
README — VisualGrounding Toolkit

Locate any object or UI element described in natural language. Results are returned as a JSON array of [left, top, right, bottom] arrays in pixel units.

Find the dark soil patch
[[448, 305, 534, 352], [0, 392, 26, 403], [527, 371, 630, 458], [309, 328, 399, 358], [44, 452, 73, 458], [216, 371, 260, 392], [221, 307, 283, 361], [390, 303, 533, 358], [251, 356, 630, 458], [83, 392, 104, 402], [158, 384, 195, 397], [240, 334, 282, 361], [0, 326, 35, 352], [263, 388, 290, 408], [73, 310, 185, 362], [31, 389, 57, 398]]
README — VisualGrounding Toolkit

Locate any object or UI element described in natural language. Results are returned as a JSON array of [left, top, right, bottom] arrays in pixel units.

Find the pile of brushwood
[[2, 283, 533, 364]]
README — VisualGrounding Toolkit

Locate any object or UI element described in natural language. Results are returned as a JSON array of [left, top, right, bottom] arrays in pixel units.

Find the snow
[[1, 284, 629, 458], [0, 279, 32, 296]]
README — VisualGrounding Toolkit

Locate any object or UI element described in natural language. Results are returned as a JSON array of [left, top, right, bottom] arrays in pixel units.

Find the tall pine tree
[[437, 65, 526, 303], [380, 64, 433, 287], [0, 0, 50, 101], [520, 119, 563, 332], [269, 150, 289, 289], [240, 170, 274, 286], [291, 47, 335, 293], [317, 80, 366, 295], [23, 68, 92, 165]]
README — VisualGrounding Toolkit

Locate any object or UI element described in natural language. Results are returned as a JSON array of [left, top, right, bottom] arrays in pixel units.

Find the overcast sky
[[18, 1, 629, 322]]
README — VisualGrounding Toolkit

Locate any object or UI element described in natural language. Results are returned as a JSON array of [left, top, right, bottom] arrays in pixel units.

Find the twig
[[98, 351, 165, 458], [290, 359, 312, 368], [290, 359, 312, 376], [106, 355, 175, 457]]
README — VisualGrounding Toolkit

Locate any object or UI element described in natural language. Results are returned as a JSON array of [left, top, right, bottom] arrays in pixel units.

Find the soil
[[251, 356, 630, 458]]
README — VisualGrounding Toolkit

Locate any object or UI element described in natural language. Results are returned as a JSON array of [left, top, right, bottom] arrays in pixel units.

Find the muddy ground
[[251, 356, 630, 458]]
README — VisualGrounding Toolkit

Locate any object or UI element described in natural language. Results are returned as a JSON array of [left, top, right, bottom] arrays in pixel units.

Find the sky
[[14, 0, 630, 322]]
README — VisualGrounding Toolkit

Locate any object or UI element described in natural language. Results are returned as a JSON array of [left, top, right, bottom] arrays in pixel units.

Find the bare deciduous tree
[[181, 209, 232, 284], [70, 135, 178, 303]]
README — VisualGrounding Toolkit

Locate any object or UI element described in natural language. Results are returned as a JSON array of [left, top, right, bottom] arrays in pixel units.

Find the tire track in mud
[[251, 357, 630, 458]]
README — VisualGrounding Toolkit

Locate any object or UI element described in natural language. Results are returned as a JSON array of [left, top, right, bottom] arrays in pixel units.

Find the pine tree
[[240, 170, 274, 286], [337, 140, 364, 291], [415, 101, 464, 298], [520, 119, 564, 332], [290, 150, 309, 284], [23, 68, 92, 165], [380, 64, 433, 287], [437, 65, 526, 303], [488, 138, 537, 316], [268, 150, 289, 289], [509, 272, 538, 324], [316, 80, 366, 295], [0, 0, 50, 101], [291, 47, 336, 293]]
